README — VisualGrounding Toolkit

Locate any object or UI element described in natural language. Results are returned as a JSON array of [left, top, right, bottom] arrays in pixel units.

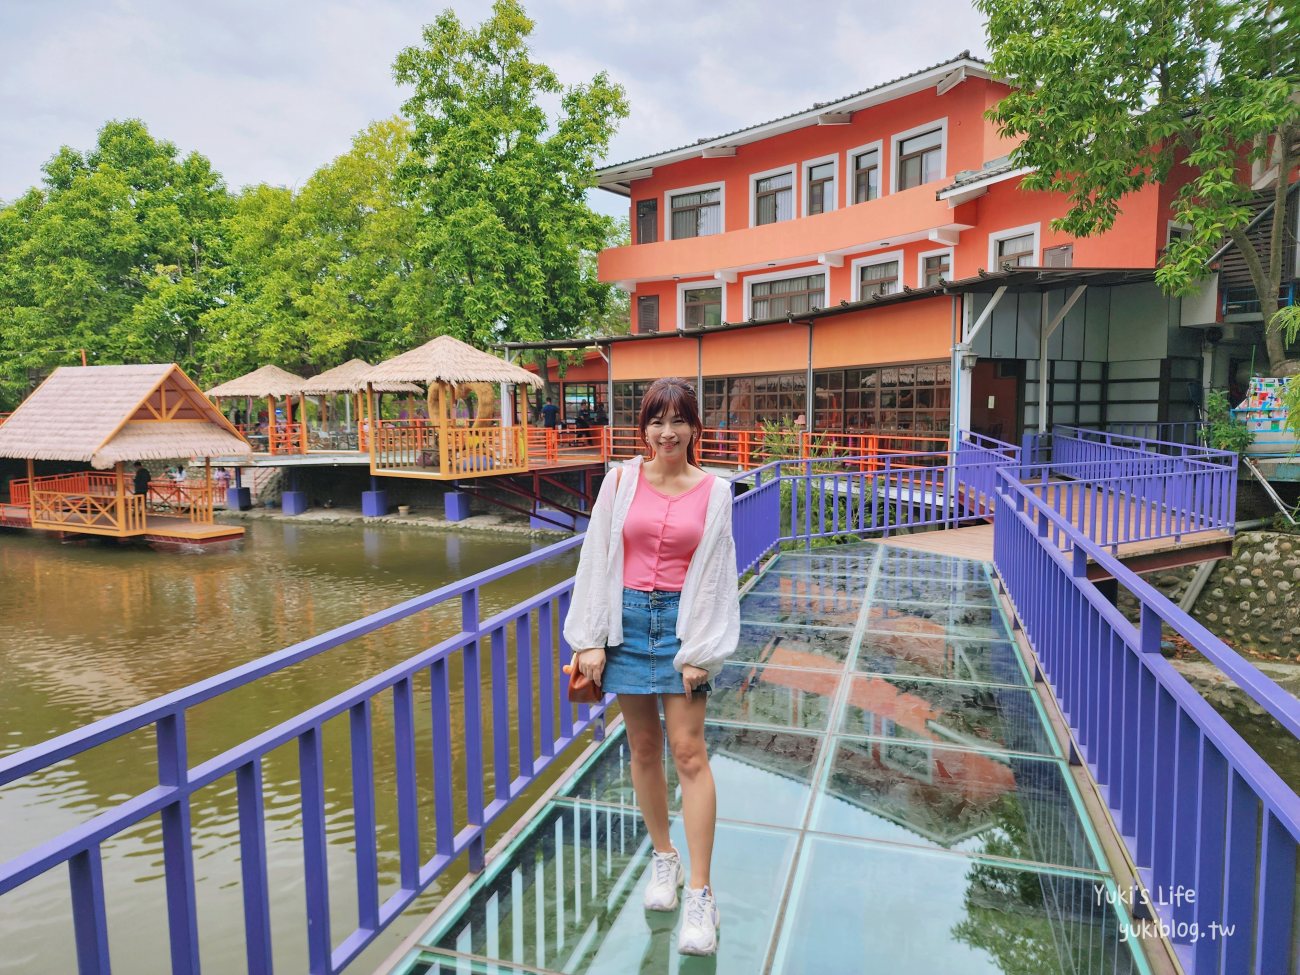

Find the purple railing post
[[349, 701, 380, 932], [393, 677, 419, 889], [490, 626, 511, 802], [461, 589, 485, 872], [430, 658, 455, 857], [68, 848, 110, 975], [298, 725, 332, 974], [236, 759, 273, 975], [515, 616, 535, 778], [156, 713, 200, 974]]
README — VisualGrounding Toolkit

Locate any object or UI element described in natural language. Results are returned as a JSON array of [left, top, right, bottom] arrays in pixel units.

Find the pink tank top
[[622, 469, 713, 591]]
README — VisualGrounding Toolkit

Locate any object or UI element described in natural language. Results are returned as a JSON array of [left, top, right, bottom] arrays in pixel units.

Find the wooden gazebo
[[299, 359, 422, 452], [206, 365, 308, 454], [363, 336, 544, 479], [0, 364, 250, 540]]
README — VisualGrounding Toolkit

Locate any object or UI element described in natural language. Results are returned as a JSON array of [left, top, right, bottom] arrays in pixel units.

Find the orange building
[[512, 53, 1269, 445]]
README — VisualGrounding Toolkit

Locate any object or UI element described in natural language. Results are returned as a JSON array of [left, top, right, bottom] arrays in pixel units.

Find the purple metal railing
[[0, 536, 608, 975], [993, 470, 1299, 975], [1010, 457, 1237, 552], [1104, 421, 1208, 448], [1053, 425, 1234, 465]]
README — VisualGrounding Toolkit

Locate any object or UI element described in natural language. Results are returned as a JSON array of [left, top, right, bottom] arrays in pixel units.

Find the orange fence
[[10, 471, 119, 505], [10, 472, 217, 526], [148, 480, 217, 523], [372, 423, 529, 478], [528, 426, 950, 470], [31, 490, 147, 535]]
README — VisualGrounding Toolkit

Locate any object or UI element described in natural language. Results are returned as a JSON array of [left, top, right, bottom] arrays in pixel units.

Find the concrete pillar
[[362, 475, 387, 517]]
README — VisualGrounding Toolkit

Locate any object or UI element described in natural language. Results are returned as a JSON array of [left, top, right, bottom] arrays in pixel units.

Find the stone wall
[[1192, 532, 1300, 660]]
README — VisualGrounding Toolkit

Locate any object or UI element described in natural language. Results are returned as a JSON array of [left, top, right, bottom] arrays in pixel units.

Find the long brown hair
[[638, 377, 704, 467]]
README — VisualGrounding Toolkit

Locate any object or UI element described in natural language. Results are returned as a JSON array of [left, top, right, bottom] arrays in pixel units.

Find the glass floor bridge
[[387, 541, 1149, 975]]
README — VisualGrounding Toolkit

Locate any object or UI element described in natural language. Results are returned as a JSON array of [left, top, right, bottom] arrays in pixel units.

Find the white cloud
[[0, 0, 989, 203]]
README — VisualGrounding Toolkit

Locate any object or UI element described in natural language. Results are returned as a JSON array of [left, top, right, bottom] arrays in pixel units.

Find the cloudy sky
[[0, 0, 990, 217]]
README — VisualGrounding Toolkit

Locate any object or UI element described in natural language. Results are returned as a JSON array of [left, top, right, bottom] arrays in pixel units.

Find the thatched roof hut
[[299, 359, 423, 395], [365, 336, 544, 388], [0, 364, 250, 469], [206, 364, 306, 399]]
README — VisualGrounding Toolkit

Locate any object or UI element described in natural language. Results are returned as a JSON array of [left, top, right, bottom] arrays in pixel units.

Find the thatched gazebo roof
[[206, 364, 306, 399], [0, 364, 250, 469], [299, 359, 423, 395], [365, 336, 544, 388]]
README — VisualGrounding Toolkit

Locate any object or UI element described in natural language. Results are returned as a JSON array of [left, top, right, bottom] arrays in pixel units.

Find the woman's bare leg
[[619, 693, 673, 853], [662, 692, 714, 888]]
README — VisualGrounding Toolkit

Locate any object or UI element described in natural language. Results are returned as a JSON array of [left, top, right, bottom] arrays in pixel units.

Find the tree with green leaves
[[392, 0, 629, 368], [201, 117, 438, 384], [977, 0, 1300, 374], [0, 120, 230, 404]]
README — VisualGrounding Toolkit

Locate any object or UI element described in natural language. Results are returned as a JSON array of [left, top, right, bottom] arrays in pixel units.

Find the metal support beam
[[1038, 286, 1087, 433], [963, 286, 1007, 345]]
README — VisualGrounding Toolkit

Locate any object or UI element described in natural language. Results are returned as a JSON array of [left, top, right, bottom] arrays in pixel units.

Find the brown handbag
[[566, 660, 602, 704]]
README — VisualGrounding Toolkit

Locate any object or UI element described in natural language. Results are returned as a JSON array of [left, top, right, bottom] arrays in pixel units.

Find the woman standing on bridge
[[565, 376, 740, 957]]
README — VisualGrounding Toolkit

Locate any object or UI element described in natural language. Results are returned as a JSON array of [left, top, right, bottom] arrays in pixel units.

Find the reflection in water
[[0, 522, 575, 975]]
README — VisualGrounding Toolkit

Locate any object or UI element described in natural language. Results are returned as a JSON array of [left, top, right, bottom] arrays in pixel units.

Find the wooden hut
[[363, 336, 544, 479], [206, 365, 308, 454], [0, 364, 250, 541], [298, 359, 422, 451]]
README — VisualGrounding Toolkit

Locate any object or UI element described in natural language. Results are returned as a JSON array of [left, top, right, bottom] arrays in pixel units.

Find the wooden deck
[[0, 504, 244, 544]]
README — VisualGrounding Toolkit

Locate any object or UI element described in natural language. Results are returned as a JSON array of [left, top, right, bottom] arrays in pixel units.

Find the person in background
[[132, 462, 151, 498], [541, 397, 559, 429], [172, 465, 186, 482]]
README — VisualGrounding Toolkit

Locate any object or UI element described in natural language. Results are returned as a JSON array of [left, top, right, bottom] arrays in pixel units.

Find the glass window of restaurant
[[814, 362, 951, 434], [611, 381, 651, 429], [754, 171, 794, 226], [922, 252, 951, 287], [670, 187, 722, 239], [750, 273, 826, 319], [995, 232, 1036, 267], [896, 128, 943, 190], [852, 148, 880, 204], [806, 161, 835, 215], [683, 286, 723, 328], [560, 384, 606, 424], [858, 260, 900, 298]]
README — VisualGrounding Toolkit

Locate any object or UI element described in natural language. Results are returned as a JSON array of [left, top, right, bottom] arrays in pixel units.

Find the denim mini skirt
[[603, 588, 711, 696]]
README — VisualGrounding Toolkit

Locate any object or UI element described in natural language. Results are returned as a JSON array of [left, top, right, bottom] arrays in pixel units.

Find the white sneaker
[[677, 886, 721, 956], [643, 848, 685, 911]]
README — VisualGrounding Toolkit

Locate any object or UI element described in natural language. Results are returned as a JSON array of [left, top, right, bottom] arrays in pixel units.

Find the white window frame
[[676, 280, 727, 330], [801, 153, 839, 217], [662, 181, 726, 241], [917, 247, 954, 289], [749, 164, 798, 228], [850, 249, 907, 301], [845, 139, 884, 207], [890, 118, 948, 194], [743, 266, 829, 321], [988, 222, 1041, 270], [1166, 220, 1193, 245]]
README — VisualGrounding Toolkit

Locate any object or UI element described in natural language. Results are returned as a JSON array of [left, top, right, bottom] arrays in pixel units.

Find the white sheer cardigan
[[562, 456, 741, 679]]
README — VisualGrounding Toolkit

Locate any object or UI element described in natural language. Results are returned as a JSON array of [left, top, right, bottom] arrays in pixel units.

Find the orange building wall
[[813, 301, 952, 369], [611, 336, 697, 381], [628, 78, 1011, 235], [701, 322, 808, 375]]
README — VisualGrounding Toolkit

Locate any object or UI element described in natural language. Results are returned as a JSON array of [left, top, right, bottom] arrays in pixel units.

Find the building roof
[[0, 364, 250, 468], [206, 364, 307, 399], [936, 159, 1034, 202], [298, 359, 423, 395], [498, 267, 1160, 353], [596, 53, 993, 195], [366, 335, 545, 388]]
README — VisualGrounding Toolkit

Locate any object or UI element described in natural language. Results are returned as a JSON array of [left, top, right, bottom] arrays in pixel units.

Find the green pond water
[[0, 521, 578, 975]]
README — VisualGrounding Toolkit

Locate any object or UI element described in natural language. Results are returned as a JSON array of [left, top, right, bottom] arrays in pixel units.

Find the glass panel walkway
[[387, 540, 1151, 975]]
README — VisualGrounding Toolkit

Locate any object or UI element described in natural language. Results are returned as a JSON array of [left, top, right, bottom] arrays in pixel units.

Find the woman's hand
[[575, 648, 605, 685], [681, 664, 709, 700]]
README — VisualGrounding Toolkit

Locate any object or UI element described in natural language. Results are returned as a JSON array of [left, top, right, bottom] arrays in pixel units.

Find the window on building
[[996, 232, 1036, 267], [750, 273, 825, 319], [683, 286, 722, 328], [823, 362, 951, 434], [611, 381, 651, 428], [896, 128, 943, 190], [922, 252, 951, 287], [1043, 244, 1073, 268], [858, 260, 900, 298], [636, 199, 658, 244], [715, 372, 807, 430], [852, 148, 880, 204], [754, 171, 793, 225], [806, 162, 835, 215], [670, 188, 722, 239], [637, 295, 659, 333], [560, 383, 606, 424]]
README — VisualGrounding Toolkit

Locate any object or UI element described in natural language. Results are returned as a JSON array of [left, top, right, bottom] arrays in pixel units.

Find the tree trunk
[[1263, 295, 1290, 375]]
